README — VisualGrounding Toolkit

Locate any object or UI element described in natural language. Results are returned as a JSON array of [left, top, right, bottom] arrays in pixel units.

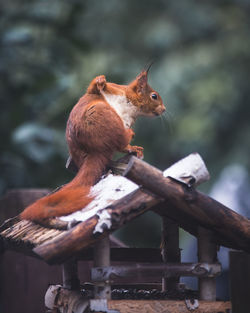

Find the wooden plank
[[108, 300, 231, 313]]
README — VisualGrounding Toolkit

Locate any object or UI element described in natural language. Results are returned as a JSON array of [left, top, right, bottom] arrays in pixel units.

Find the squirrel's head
[[126, 70, 166, 117]]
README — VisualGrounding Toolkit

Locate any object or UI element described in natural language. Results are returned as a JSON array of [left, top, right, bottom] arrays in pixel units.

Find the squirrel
[[20, 70, 165, 222]]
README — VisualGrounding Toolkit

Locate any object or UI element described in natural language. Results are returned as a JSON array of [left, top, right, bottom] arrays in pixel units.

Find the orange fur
[[20, 71, 165, 222]]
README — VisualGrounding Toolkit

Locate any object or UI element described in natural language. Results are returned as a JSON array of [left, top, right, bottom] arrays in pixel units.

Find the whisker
[[159, 115, 167, 132], [161, 111, 174, 135]]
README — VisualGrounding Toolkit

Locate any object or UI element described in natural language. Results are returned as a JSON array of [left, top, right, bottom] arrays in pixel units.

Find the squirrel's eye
[[151, 93, 158, 100]]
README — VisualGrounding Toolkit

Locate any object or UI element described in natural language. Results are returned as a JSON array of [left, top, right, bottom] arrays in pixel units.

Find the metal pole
[[198, 227, 217, 300], [161, 216, 181, 291], [62, 259, 80, 290], [93, 235, 111, 299]]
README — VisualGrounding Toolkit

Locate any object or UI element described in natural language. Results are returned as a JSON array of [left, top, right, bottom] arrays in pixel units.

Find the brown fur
[[20, 71, 165, 222]]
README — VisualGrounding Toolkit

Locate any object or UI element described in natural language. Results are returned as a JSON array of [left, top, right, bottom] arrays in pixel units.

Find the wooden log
[[33, 154, 209, 264], [62, 259, 80, 290], [161, 217, 180, 291], [34, 190, 160, 263], [34, 154, 250, 263], [91, 263, 221, 283], [59, 153, 209, 224], [197, 227, 217, 301], [93, 236, 111, 299], [124, 156, 250, 253]]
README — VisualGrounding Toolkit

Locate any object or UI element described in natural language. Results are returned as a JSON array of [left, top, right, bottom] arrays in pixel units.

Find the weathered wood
[[36, 218, 72, 230], [198, 227, 217, 301], [163, 152, 210, 187], [108, 299, 231, 313], [60, 153, 209, 224], [62, 259, 80, 290], [91, 263, 221, 283], [34, 190, 160, 263], [1, 219, 64, 249], [45, 286, 231, 313], [124, 156, 250, 253], [3, 154, 250, 265], [93, 236, 111, 299], [1, 154, 210, 263], [161, 217, 180, 291], [45, 285, 89, 313], [33, 155, 250, 262]]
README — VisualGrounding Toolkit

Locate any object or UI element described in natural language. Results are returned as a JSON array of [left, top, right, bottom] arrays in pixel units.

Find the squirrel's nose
[[155, 105, 166, 116], [161, 105, 166, 114]]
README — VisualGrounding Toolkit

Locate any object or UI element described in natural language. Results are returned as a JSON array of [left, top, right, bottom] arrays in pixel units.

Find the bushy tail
[[20, 154, 109, 221]]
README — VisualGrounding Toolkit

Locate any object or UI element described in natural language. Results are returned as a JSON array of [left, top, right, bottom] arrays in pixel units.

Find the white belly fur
[[101, 92, 138, 129]]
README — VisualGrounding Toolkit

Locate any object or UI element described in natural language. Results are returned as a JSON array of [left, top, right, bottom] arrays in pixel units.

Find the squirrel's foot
[[124, 145, 144, 159]]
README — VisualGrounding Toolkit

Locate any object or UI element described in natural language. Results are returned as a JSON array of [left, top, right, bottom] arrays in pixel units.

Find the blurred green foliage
[[1, 0, 250, 246]]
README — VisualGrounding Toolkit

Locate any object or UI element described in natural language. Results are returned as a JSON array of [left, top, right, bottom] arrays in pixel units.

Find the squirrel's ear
[[130, 71, 148, 93]]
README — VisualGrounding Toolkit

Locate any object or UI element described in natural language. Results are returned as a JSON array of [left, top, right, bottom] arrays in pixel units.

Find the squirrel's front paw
[[130, 145, 144, 159], [96, 75, 106, 92]]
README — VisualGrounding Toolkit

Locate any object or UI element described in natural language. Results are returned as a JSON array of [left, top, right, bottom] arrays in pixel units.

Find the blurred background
[[1, 0, 250, 300]]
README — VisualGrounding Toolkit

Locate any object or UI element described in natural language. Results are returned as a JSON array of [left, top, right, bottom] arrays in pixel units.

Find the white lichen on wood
[[93, 209, 112, 234], [164, 152, 210, 187], [60, 174, 138, 223], [60, 153, 210, 224]]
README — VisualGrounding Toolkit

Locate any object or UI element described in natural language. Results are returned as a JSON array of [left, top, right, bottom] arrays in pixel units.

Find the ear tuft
[[135, 71, 148, 92], [145, 61, 154, 74]]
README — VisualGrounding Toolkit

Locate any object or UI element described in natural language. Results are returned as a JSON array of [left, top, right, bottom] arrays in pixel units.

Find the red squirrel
[[20, 70, 165, 221]]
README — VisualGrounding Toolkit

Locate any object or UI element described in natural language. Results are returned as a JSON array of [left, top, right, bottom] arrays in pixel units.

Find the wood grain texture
[[125, 156, 250, 253], [108, 300, 231, 313], [2, 156, 250, 264], [18, 155, 250, 262]]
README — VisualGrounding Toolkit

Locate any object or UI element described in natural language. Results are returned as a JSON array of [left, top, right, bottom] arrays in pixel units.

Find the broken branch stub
[[163, 152, 210, 187]]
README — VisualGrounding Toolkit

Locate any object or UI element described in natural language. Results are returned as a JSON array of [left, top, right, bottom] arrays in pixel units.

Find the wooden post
[[62, 259, 80, 290], [198, 227, 217, 300], [93, 235, 111, 299], [161, 216, 180, 291]]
